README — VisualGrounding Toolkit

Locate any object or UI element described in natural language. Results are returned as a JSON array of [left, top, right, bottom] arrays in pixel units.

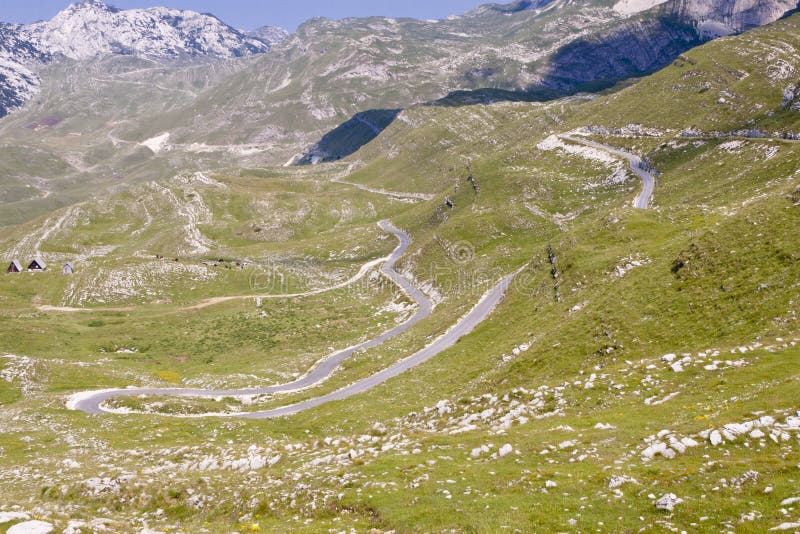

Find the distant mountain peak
[[71, 0, 116, 8], [0, 1, 285, 116], [23, 2, 272, 61], [61, 0, 120, 15], [474, 0, 556, 15], [248, 25, 290, 46]]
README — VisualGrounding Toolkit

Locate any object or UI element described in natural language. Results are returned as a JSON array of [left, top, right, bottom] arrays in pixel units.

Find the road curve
[[331, 176, 435, 202], [68, 221, 508, 421], [559, 134, 655, 209], [69, 224, 516, 418], [69, 220, 431, 415]]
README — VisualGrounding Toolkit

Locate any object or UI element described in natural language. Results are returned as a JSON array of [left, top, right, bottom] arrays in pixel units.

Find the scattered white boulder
[[498, 444, 514, 458], [642, 441, 675, 460], [654, 493, 683, 512], [594, 422, 616, 430], [732, 470, 759, 487], [771, 523, 800, 531], [0, 512, 30, 524], [609, 475, 639, 488], [7, 521, 54, 534], [710, 430, 724, 446], [681, 437, 699, 448], [61, 458, 81, 469]]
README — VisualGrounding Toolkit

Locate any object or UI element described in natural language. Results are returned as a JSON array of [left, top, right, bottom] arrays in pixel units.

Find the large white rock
[[594, 422, 616, 430], [608, 475, 639, 488], [771, 522, 800, 531], [7, 521, 54, 534], [498, 444, 514, 458], [0, 513, 30, 524], [654, 493, 683, 511]]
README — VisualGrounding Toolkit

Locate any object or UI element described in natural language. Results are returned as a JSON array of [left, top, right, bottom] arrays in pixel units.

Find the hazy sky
[[0, 1, 488, 30]]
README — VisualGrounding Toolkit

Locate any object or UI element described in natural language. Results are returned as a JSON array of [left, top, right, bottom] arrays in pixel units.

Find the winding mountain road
[[331, 176, 435, 202], [559, 134, 655, 209], [68, 222, 516, 419]]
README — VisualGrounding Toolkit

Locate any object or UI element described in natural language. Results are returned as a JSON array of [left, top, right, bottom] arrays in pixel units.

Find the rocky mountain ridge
[[0, 0, 798, 207], [662, 0, 800, 36], [23, 0, 272, 60], [0, 24, 49, 115], [0, 0, 285, 115], [2, 0, 798, 120], [535, 0, 799, 93]]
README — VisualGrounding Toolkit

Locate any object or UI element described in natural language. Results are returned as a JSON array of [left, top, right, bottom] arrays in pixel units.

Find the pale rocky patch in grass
[[610, 254, 651, 278], [64, 260, 218, 305]]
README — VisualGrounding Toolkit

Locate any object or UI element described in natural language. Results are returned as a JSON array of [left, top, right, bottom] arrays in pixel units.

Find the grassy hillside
[[0, 13, 799, 534], [5, 0, 787, 227], [570, 13, 800, 134]]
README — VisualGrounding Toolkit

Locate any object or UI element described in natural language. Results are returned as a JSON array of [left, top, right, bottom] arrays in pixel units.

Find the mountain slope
[[539, 0, 799, 91], [1, 13, 800, 532], [23, 0, 271, 60], [248, 25, 290, 46], [1, 0, 797, 123], [0, 0, 283, 117], [0, 24, 48, 116], [171, 0, 800, 163], [0, 0, 798, 228]]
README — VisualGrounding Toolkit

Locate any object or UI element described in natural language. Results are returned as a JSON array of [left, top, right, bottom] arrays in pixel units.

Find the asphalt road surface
[[69, 221, 515, 418], [559, 135, 655, 209]]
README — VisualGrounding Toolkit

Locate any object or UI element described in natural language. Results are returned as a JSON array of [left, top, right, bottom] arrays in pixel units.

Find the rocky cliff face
[[0, 24, 49, 116], [539, 0, 799, 92], [662, 0, 800, 36], [473, 0, 557, 14], [248, 26, 290, 46], [540, 15, 701, 91]]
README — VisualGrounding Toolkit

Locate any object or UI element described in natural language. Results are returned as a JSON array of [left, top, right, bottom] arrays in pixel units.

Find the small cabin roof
[[28, 258, 47, 270], [8, 259, 22, 271], [63, 262, 74, 269]]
